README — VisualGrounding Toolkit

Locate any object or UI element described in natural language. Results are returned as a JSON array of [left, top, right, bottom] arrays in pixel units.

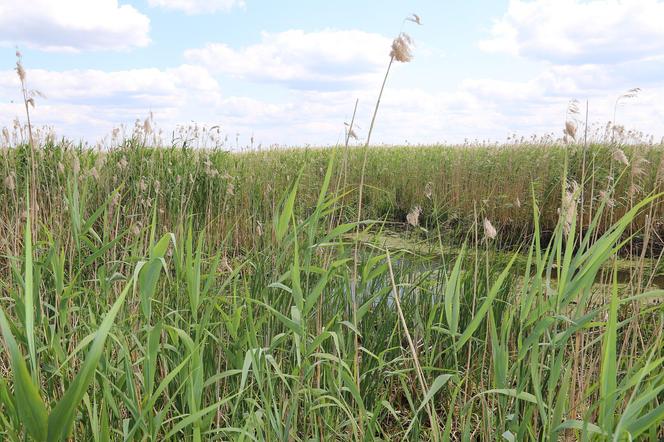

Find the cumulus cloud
[[0, 0, 150, 52], [0, 65, 221, 137], [0, 62, 446, 145], [480, 0, 664, 65], [147, 0, 245, 14], [3, 5, 664, 148], [184, 30, 392, 90], [2, 60, 662, 147], [472, 0, 664, 140]]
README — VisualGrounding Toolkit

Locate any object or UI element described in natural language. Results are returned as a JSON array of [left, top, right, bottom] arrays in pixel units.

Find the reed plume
[[613, 148, 629, 166], [406, 206, 422, 227], [390, 33, 414, 63], [483, 218, 497, 239]]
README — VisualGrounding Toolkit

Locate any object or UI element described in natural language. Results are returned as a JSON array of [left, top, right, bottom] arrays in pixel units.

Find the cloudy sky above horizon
[[1, 0, 663, 146]]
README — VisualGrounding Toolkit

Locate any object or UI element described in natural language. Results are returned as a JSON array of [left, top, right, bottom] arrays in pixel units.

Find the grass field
[[0, 139, 663, 440]]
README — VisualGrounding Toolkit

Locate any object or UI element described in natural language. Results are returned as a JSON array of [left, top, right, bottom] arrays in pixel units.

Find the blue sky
[[1, 0, 663, 146]]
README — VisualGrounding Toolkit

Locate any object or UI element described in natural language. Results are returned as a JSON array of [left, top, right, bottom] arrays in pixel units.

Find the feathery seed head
[[406, 205, 422, 226], [4, 173, 15, 191], [143, 117, 152, 135], [613, 149, 629, 166], [564, 121, 577, 141], [561, 181, 579, 236], [390, 33, 414, 63], [622, 87, 641, 99], [483, 218, 497, 240], [631, 155, 648, 179], [110, 191, 121, 207], [15, 61, 26, 82], [256, 221, 263, 237], [131, 223, 142, 236], [424, 182, 433, 199], [406, 13, 422, 25]]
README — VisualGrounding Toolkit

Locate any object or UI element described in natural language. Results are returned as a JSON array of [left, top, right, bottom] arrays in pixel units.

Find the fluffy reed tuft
[[15, 52, 26, 82], [613, 148, 629, 166], [561, 181, 580, 236], [564, 121, 577, 142], [424, 181, 433, 199], [406, 205, 422, 226], [390, 33, 414, 63], [483, 218, 497, 239], [4, 173, 15, 191]]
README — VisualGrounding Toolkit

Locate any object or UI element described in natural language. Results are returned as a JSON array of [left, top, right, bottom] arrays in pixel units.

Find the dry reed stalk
[[465, 202, 480, 408], [350, 18, 420, 434], [15, 50, 38, 230], [579, 100, 589, 244], [613, 88, 641, 133], [385, 249, 440, 439], [365, 26, 416, 147], [334, 99, 359, 226]]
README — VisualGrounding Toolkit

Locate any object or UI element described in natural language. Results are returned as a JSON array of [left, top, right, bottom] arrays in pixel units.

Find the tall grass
[[2, 140, 664, 258], [0, 146, 663, 440]]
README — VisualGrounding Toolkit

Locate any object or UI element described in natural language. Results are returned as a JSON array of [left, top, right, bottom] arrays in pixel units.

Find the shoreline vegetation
[[1, 140, 663, 440], [1, 19, 663, 440], [3, 140, 664, 255]]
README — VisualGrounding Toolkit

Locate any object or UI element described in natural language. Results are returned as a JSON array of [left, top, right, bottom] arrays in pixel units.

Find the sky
[[1, 0, 663, 147]]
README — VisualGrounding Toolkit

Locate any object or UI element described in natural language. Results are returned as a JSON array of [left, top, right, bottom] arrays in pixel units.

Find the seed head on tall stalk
[[350, 13, 421, 437], [612, 87, 640, 143], [15, 50, 43, 229]]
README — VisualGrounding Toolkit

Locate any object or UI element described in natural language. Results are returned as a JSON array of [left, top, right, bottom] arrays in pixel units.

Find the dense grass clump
[[0, 144, 663, 440]]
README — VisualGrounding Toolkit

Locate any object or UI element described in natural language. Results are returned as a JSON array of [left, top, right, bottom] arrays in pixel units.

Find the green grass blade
[[457, 253, 517, 348], [275, 174, 300, 242], [0, 307, 48, 442], [47, 282, 130, 442], [23, 187, 38, 383], [598, 261, 618, 433]]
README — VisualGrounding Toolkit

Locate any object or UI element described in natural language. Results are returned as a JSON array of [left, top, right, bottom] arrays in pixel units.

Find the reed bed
[[2, 140, 664, 258], [0, 143, 663, 440]]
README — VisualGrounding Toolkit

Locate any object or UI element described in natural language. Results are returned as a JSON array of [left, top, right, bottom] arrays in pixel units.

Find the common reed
[[1, 28, 663, 442], [0, 145, 662, 440]]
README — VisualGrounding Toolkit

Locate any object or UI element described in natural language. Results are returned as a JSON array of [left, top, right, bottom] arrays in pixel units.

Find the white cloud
[[0, 0, 150, 52], [2, 62, 663, 146], [0, 65, 221, 137], [480, 0, 664, 65], [472, 0, 664, 140], [184, 30, 392, 90], [148, 0, 244, 14], [6, 8, 648, 145]]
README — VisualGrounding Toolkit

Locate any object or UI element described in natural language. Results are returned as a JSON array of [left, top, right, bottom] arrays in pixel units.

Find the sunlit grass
[[0, 143, 663, 440]]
